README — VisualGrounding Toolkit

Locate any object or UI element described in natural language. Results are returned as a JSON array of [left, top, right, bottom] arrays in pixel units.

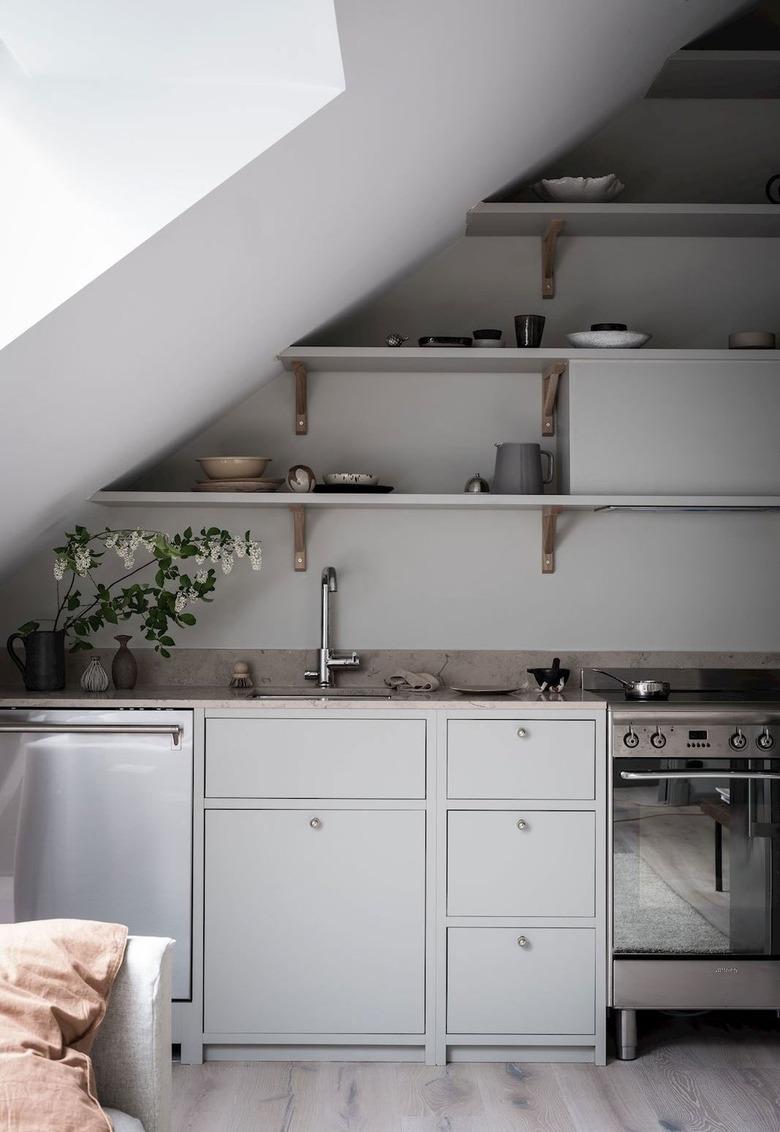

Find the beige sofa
[[91, 936, 174, 1132]]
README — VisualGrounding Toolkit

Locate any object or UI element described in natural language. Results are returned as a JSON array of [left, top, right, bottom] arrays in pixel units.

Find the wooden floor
[[173, 1012, 780, 1131]]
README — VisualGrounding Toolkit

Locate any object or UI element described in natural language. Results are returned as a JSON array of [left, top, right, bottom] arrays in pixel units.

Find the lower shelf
[[90, 492, 780, 575]]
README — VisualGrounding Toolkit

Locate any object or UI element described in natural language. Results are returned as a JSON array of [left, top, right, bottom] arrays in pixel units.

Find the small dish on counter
[[567, 329, 651, 349], [324, 473, 379, 486], [197, 456, 271, 480], [192, 478, 284, 493]]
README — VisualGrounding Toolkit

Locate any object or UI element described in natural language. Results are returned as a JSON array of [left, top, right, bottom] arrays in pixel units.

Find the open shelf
[[465, 203, 780, 239], [91, 492, 780, 511]]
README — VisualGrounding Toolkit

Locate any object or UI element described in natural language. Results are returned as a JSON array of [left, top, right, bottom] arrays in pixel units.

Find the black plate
[[313, 484, 395, 493], [418, 336, 472, 347]]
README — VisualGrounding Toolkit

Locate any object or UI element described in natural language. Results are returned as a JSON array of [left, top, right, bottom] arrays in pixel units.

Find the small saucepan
[[594, 669, 670, 701]]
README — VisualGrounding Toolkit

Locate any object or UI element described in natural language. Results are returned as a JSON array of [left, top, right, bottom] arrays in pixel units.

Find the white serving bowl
[[567, 330, 651, 349], [532, 174, 625, 203], [197, 456, 271, 480], [324, 472, 379, 486]]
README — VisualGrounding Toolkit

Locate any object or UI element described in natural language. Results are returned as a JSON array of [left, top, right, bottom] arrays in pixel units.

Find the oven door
[[612, 753, 780, 1007]]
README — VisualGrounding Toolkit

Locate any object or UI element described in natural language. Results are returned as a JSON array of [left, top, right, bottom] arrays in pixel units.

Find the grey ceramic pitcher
[[493, 443, 555, 494]]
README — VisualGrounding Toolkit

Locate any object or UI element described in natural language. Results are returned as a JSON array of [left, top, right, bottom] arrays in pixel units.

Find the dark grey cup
[[514, 315, 546, 347], [6, 629, 66, 691]]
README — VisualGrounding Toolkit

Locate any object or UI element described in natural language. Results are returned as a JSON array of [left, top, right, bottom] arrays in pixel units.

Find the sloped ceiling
[[0, 0, 746, 577]]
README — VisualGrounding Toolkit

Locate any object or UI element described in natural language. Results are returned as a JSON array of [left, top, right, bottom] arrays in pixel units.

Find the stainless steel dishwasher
[[0, 708, 192, 1000]]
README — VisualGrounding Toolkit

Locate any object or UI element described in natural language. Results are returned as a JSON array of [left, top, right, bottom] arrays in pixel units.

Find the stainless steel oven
[[585, 668, 780, 1059]]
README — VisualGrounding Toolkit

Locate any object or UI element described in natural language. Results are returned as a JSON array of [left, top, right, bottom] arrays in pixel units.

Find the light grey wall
[[0, 0, 734, 580]]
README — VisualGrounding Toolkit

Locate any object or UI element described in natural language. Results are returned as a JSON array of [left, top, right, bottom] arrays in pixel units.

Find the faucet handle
[[304, 670, 318, 681]]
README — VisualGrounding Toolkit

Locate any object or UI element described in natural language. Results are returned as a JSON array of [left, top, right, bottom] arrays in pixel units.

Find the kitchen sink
[[248, 687, 395, 700]]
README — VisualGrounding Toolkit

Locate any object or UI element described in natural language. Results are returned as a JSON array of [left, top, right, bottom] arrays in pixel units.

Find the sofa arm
[[92, 936, 174, 1132]]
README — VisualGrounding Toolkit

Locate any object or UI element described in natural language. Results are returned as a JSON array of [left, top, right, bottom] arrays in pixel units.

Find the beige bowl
[[197, 456, 270, 480]]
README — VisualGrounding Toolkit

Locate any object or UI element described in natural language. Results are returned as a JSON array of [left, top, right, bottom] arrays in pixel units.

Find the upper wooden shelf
[[278, 347, 780, 374], [465, 203, 780, 239]]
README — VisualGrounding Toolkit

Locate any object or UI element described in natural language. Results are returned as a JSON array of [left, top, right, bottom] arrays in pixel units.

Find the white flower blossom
[[53, 557, 66, 580], [174, 591, 189, 614], [195, 571, 208, 584]]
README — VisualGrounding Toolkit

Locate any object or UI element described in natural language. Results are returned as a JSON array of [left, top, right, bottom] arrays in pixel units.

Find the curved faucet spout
[[304, 566, 360, 688]]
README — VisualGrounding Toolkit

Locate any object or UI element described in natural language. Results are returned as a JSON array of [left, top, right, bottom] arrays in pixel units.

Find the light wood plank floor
[[173, 1012, 780, 1131]]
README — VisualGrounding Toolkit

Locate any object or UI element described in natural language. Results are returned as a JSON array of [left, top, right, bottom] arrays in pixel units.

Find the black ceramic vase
[[6, 629, 66, 691], [111, 635, 138, 690]]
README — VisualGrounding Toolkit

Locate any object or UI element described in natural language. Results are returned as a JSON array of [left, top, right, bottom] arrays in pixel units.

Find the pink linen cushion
[[0, 918, 128, 1131]]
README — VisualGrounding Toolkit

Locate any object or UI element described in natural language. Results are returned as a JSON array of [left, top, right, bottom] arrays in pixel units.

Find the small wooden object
[[290, 505, 307, 571], [542, 506, 562, 574], [542, 361, 567, 436], [293, 361, 308, 435], [541, 218, 564, 299]]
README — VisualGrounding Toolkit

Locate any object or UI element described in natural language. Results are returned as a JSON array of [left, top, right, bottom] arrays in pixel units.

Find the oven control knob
[[756, 727, 775, 752], [729, 728, 748, 751], [623, 726, 639, 749], [650, 727, 666, 750]]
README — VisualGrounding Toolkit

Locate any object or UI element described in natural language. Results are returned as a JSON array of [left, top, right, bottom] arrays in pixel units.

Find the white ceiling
[[0, 0, 746, 579]]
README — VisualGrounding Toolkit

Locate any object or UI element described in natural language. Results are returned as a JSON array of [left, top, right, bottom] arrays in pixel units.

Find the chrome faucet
[[304, 566, 360, 688]]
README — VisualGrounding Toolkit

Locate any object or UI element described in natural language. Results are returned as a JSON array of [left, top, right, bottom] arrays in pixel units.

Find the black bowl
[[527, 659, 570, 690]]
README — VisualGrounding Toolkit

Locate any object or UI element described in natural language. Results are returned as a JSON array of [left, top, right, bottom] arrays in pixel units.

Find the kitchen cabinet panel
[[206, 717, 425, 798], [448, 810, 595, 916], [567, 360, 780, 494], [447, 927, 595, 1034], [447, 719, 594, 799], [204, 808, 425, 1034]]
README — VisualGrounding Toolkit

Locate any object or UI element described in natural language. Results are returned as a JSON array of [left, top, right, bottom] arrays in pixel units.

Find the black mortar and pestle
[[527, 656, 570, 693]]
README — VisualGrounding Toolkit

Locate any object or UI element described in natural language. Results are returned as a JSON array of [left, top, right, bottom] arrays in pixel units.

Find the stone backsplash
[[2, 647, 778, 693]]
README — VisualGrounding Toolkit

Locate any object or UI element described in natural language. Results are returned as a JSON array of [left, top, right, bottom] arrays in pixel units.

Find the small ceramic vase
[[80, 656, 110, 693], [112, 635, 138, 690]]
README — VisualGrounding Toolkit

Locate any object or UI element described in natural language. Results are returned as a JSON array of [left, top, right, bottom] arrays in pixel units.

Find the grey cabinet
[[447, 927, 595, 1035], [204, 808, 425, 1035], [447, 810, 595, 916]]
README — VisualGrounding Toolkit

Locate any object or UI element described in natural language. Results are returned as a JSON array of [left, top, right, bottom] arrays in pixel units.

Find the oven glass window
[[613, 757, 780, 957]]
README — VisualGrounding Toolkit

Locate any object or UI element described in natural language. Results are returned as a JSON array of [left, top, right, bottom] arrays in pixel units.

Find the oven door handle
[[620, 770, 780, 781]]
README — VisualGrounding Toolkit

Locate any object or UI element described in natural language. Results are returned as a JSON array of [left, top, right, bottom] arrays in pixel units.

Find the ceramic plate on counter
[[449, 684, 522, 695]]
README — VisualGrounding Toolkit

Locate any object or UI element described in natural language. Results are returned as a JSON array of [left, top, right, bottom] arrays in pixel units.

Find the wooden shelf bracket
[[542, 361, 567, 436], [292, 361, 308, 435], [290, 505, 307, 571], [542, 506, 562, 574], [541, 218, 564, 299]]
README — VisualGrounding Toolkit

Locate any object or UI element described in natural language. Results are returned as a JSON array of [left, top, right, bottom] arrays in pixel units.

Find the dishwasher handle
[[0, 723, 184, 748]]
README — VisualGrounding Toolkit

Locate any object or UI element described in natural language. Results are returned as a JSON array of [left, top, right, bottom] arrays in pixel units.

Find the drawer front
[[448, 810, 595, 916], [447, 927, 595, 1035], [206, 717, 426, 798], [447, 719, 594, 799]]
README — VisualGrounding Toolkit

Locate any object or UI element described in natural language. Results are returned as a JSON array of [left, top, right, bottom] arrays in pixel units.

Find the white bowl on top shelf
[[567, 330, 651, 349], [531, 174, 625, 203]]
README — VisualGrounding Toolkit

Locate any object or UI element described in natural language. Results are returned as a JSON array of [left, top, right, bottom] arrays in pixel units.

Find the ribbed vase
[[80, 656, 110, 693]]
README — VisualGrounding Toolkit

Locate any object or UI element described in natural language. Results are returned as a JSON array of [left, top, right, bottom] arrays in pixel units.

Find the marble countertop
[[0, 686, 606, 711]]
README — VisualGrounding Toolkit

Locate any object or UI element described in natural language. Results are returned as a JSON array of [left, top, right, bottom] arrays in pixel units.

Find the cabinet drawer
[[447, 719, 594, 799], [206, 718, 426, 798], [447, 927, 595, 1035], [448, 810, 595, 916]]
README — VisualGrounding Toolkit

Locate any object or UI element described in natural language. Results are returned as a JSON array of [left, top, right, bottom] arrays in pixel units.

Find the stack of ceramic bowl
[[193, 457, 284, 492]]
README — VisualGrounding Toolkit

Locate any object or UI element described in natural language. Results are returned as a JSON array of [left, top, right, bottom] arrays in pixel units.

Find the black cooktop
[[582, 668, 780, 706]]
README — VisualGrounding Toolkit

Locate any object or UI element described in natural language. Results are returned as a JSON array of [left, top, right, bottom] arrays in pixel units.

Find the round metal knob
[[650, 727, 666, 750], [516, 936, 529, 948], [516, 818, 528, 831], [516, 728, 527, 738], [309, 817, 322, 830], [623, 727, 639, 749], [757, 727, 775, 752], [729, 728, 747, 751]]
